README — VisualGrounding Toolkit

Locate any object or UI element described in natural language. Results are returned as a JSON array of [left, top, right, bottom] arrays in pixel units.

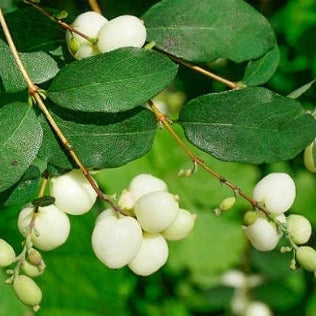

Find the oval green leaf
[[47, 48, 178, 113], [179, 87, 316, 163], [38, 105, 157, 169], [143, 0, 276, 63], [0, 102, 43, 193]]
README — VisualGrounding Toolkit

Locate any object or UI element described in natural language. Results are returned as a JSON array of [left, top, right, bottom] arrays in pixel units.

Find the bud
[[219, 197, 236, 211], [13, 275, 42, 307], [243, 211, 265, 226], [118, 190, 136, 214], [242, 218, 281, 251], [27, 249, 43, 266], [287, 214, 312, 245], [296, 246, 316, 272], [0, 239, 15, 268], [304, 141, 316, 173], [22, 260, 45, 277]]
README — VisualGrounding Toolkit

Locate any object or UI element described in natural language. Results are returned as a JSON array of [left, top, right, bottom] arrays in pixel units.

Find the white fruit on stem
[[13, 275, 42, 307], [74, 45, 99, 60], [296, 246, 316, 272], [287, 214, 312, 245], [253, 173, 296, 214], [97, 15, 146, 53], [128, 173, 168, 202], [128, 233, 168, 276], [92, 211, 142, 269], [18, 205, 70, 251], [242, 218, 281, 251], [0, 239, 15, 267], [118, 189, 136, 213], [22, 260, 45, 278], [162, 208, 196, 241], [134, 191, 179, 233], [245, 301, 272, 316], [50, 169, 97, 215]]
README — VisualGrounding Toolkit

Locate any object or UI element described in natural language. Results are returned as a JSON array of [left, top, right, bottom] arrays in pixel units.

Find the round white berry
[[134, 191, 179, 233], [50, 169, 97, 215], [296, 246, 316, 272], [128, 174, 168, 202], [22, 260, 45, 278], [0, 239, 15, 268], [92, 211, 142, 269], [253, 173, 296, 214], [128, 233, 168, 276], [304, 141, 316, 173], [97, 15, 146, 53], [287, 214, 312, 245], [245, 302, 272, 316], [221, 270, 247, 288], [242, 218, 281, 251], [162, 208, 196, 241], [18, 205, 70, 251], [74, 44, 100, 60], [13, 275, 42, 307]]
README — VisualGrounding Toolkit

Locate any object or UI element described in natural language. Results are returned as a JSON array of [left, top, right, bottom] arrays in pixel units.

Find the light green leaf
[[0, 102, 43, 193], [287, 80, 315, 99], [47, 48, 178, 113], [38, 105, 157, 169], [243, 45, 280, 86], [143, 0, 276, 63], [179, 87, 316, 164]]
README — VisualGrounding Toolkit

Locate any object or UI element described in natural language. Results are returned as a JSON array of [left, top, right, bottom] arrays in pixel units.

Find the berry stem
[[0, 7, 125, 216], [148, 99, 269, 215], [88, 0, 102, 14]]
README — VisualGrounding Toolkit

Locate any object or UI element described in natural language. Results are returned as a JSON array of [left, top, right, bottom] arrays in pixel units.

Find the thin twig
[[154, 47, 238, 89], [0, 7, 125, 216], [88, 0, 102, 14], [148, 99, 268, 215]]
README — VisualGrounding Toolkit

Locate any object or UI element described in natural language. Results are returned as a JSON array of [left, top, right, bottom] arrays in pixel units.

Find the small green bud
[[13, 275, 42, 307], [0, 239, 15, 268], [304, 141, 316, 173], [296, 246, 316, 272], [68, 37, 81, 55], [287, 214, 312, 245], [243, 211, 264, 225], [219, 197, 236, 211]]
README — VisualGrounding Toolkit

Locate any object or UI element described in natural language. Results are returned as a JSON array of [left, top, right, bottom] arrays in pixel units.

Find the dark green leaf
[[2, 7, 65, 53], [47, 47, 178, 113], [0, 102, 43, 193], [0, 39, 60, 93], [143, 0, 276, 63], [179, 87, 316, 164], [32, 195, 55, 207], [242, 45, 280, 86], [38, 105, 157, 169], [287, 80, 315, 99]]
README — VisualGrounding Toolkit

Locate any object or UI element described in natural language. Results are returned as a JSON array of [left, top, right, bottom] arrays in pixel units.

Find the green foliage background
[[0, 0, 315, 315]]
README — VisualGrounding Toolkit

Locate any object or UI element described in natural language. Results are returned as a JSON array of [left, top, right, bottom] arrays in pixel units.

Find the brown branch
[[154, 47, 238, 89], [88, 0, 102, 14], [148, 99, 268, 215], [0, 7, 125, 216]]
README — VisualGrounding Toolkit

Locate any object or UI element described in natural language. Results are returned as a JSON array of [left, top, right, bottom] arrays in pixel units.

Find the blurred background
[[0, 0, 315, 315]]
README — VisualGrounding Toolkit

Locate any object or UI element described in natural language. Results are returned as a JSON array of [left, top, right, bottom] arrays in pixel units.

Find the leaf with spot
[[179, 87, 316, 164], [143, 0, 276, 63], [0, 102, 43, 193]]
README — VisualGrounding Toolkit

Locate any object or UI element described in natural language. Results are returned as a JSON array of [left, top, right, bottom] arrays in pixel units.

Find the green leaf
[[0, 39, 60, 93], [2, 7, 65, 53], [287, 80, 315, 99], [38, 105, 157, 169], [179, 87, 316, 164], [143, 0, 276, 63], [47, 48, 178, 113], [0, 102, 43, 193], [242, 45, 280, 86]]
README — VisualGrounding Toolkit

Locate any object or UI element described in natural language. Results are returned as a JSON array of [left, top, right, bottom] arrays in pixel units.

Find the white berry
[[162, 208, 196, 241], [128, 233, 168, 276], [118, 190, 136, 215], [245, 301, 272, 316], [128, 173, 168, 202], [287, 214, 312, 245], [97, 15, 146, 53], [18, 205, 70, 251], [22, 260, 45, 278], [296, 246, 316, 272], [304, 141, 316, 173], [13, 275, 42, 308], [253, 173, 296, 214], [134, 191, 179, 233], [50, 169, 97, 215], [242, 218, 281, 251], [74, 45, 99, 60], [92, 210, 142, 269], [0, 239, 15, 267]]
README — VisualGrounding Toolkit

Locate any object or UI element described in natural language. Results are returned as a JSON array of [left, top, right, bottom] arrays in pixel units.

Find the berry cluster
[[65, 11, 147, 59], [92, 174, 196, 276], [243, 172, 316, 272]]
